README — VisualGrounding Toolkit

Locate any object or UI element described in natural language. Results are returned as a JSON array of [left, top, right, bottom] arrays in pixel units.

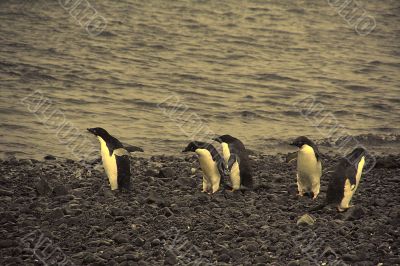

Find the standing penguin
[[87, 127, 143, 191], [182, 141, 225, 194], [212, 135, 253, 191], [311, 147, 366, 212], [290, 136, 322, 199]]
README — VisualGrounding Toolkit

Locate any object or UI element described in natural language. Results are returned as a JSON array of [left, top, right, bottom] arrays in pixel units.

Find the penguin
[[311, 147, 366, 212], [212, 135, 253, 191], [87, 127, 143, 191], [182, 141, 226, 194], [290, 136, 322, 199]]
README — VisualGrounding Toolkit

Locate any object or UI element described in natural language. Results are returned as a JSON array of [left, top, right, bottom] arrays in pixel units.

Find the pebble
[[44, 155, 56, 160], [297, 214, 316, 226]]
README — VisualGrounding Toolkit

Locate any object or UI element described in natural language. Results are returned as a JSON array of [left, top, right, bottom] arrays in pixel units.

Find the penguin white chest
[[297, 145, 322, 193], [98, 137, 118, 190], [221, 142, 230, 164], [196, 149, 221, 193]]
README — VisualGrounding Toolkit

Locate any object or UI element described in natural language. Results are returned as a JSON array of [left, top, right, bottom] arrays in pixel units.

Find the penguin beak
[[87, 128, 95, 135], [182, 148, 189, 153], [289, 142, 297, 147]]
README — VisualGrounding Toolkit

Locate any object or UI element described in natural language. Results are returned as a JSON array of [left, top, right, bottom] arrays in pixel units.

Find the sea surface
[[0, 0, 399, 160]]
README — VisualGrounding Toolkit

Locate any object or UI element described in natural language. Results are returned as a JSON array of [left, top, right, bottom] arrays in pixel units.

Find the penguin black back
[[87, 127, 124, 156], [213, 135, 253, 188], [182, 141, 224, 163], [311, 147, 366, 212]]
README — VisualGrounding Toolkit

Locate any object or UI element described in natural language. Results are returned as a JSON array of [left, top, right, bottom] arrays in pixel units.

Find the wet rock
[[297, 214, 316, 226], [35, 178, 51, 196], [44, 155, 56, 160]]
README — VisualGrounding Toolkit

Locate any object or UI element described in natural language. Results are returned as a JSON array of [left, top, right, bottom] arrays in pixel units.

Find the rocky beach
[[0, 153, 399, 265]]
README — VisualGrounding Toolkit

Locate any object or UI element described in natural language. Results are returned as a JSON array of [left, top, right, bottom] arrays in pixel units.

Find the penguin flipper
[[123, 144, 144, 153], [345, 167, 358, 190], [115, 154, 131, 191]]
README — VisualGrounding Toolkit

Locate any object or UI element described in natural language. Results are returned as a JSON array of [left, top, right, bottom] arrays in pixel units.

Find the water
[[0, 0, 399, 159]]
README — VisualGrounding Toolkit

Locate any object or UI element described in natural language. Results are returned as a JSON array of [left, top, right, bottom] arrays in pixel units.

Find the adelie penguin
[[87, 127, 143, 191], [290, 136, 322, 199], [311, 147, 366, 212], [212, 135, 253, 191], [182, 141, 226, 194]]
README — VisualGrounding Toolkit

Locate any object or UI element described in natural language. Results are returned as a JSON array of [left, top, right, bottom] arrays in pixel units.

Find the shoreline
[[0, 153, 399, 265]]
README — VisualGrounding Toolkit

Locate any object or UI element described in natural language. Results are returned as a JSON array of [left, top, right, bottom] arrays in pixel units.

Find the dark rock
[[218, 253, 230, 263], [125, 252, 142, 261], [164, 249, 178, 265], [0, 240, 17, 248], [163, 207, 174, 217], [245, 241, 259, 252], [35, 178, 51, 196], [151, 238, 161, 246], [0, 188, 13, 196], [374, 198, 387, 207], [158, 167, 175, 179], [344, 206, 366, 221], [133, 237, 145, 247], [343, 254, 359, 262], [52, 184, 69, 196], [44, 155, 56, 160], [110, 207, 123, 216], [112, 233, 129, 244], [145, 192, 168, 207], [46, 208, 64, 220], [144, 169, 158, 177], [177, 177, 197, 188]]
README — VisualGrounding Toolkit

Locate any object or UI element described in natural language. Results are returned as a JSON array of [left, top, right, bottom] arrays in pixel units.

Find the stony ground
[[0, 153, 399, 266]]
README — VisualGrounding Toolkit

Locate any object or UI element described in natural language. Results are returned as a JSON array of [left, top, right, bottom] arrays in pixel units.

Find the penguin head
[[87, 127, 110, 140], [212, 135, 236, 144], [182, 141, 207, 153], [345, 147, 366, 165], [290, 136, 315, 148]]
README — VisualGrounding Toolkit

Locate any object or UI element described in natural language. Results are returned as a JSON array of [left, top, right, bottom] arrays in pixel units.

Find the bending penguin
[[87, 127, 143, 191], [290, 136, 322, 199], [212, 135, 253, 191], [311, 147, 366, 212], [182, 141, 226, 194]]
